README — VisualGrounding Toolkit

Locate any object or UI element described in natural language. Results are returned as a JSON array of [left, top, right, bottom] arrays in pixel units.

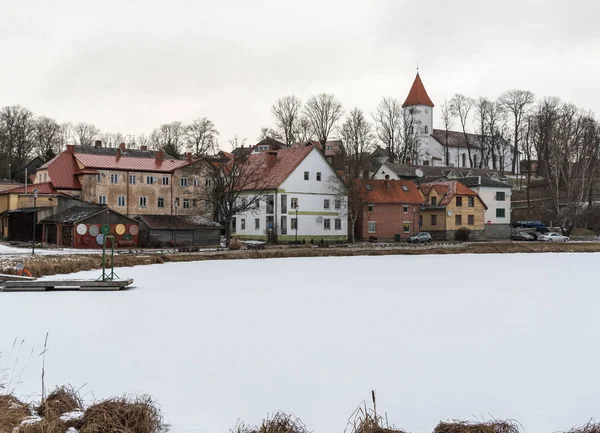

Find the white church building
[[401, 73, 517, 173]]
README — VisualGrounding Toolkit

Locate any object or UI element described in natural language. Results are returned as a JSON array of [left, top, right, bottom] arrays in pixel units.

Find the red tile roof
[[403, 73, 434, 108], [358, 179, 424, 204], [0, 182, 57, 195], [74, 153, 192, 173], [237, 145, 315, 191], [419, 180, 486, 208]]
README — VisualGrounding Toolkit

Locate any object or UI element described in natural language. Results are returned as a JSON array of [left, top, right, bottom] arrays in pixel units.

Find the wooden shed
[[40, 206, 139, 248], [136, 215, 220, 248]]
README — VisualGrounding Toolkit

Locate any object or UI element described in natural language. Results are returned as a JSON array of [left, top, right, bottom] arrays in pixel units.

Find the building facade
[[233, 145, 348, 242]]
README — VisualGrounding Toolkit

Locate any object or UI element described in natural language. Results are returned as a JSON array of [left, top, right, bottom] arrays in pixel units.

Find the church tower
[[402, 72, 434, 136]]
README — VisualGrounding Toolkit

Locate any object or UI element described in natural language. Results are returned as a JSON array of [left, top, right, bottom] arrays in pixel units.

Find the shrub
[[229, 240, 241, 250], [434, 420, 520, 433], [231, 412, 309, 433], [368, 236, 378, 243], [37, 386, 82, 419], [0, 394, 30, 432], [454, 227, 471, 242]]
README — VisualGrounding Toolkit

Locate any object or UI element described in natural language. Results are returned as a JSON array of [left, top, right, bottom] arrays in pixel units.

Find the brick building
[[355, 178, 424, 241]]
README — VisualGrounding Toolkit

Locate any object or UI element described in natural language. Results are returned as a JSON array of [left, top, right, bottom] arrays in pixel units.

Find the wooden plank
[[0, 273, 37, 282], [1, 278, 133, 292]]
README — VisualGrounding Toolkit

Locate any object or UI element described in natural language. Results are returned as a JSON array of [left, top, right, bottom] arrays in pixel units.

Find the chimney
[[94, 140, 102, 149], [385, 174, 390, 181], [140, 145, 148, 151], [156, 150, 164, 162], [116, 148, 122, 159], [119, 142, 126, 151], [186, 152, 192, 162], [66, 144, 75, 154], [407, 159, 412, 165], [265, 151, 277, 168]]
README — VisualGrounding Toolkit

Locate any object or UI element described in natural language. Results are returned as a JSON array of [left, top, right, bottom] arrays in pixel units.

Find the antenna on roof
[[416, 62, 419, 73], [415, 168, 424, 178]]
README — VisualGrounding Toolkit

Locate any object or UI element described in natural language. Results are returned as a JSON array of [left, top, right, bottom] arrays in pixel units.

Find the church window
[[424, 125, 429, 134]]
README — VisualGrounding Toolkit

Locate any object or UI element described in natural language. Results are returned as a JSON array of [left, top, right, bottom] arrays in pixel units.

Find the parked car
[[539, 232, 570, 242], [407, 232, 432, 243], [511, 231, 535, 241], [513, 220, 549, 233]]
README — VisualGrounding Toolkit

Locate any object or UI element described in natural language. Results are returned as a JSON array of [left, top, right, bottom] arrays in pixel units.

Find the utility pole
[[32, 189, 39, 255]]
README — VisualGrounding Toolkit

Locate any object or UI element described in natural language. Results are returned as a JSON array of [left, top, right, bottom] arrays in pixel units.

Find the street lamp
[[295, 205, 299, 245], [32, 188, 39, 255]]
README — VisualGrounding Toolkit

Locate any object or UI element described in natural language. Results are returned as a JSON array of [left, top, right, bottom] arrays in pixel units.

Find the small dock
[[1, 278, 134, 292]]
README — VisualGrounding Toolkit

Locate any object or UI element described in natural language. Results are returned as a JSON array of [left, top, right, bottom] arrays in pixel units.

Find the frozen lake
[[1, 253, 598, 433]]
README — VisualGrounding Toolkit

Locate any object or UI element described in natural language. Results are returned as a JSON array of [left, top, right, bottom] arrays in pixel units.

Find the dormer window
[[431, 196, 437, 206]]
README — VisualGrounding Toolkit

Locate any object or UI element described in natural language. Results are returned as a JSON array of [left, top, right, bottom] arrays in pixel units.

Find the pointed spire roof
[[402, 73, 434, 108]]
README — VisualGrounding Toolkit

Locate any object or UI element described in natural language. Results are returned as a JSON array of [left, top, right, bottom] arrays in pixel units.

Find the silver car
[[407, 232, 432, 243], [539, 232, 570, 242]]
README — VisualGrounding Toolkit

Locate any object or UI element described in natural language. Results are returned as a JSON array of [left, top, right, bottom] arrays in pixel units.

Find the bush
[[228, 240, 241, 250], [79, 395, 163, 433], [0, 394, 30, 432], [454, 227, 471, 242], [368, 236, 378, 243]]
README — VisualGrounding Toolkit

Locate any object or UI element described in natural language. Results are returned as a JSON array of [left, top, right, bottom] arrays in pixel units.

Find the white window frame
[[146, 175, 155, 184], [324, 218, 331, 230], [304, 171, 309, 181], [139, 196, 147, 208], [157, 197, 164, 208], [180, 177, 188, 187], [129, 174, 136, 184], [183, 199, 190, 208], [368, 221, 376, 233], [324, 199, 330, 209], [117, 196, 126, 207], [110, 173, 119, 184], [335, 218, 342, 230], [291, 197, 298, 209], [162, 176, 169, 185], [316, 172, 322, 181], [98, 195, 107, 205]]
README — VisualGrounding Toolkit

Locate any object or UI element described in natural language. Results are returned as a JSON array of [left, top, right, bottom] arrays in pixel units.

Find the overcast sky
[[2, 0, 599, 149]]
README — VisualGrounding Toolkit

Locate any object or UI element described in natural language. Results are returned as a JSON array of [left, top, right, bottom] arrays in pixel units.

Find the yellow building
[[419, 180, 487, 240]]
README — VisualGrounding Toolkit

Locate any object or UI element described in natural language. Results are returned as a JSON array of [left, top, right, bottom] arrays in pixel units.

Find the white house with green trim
[[232, 144, 348, 243]]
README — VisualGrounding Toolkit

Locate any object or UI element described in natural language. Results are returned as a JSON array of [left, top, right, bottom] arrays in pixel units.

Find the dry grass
[[79, 395, 163, 433], [37, 385, 82, 419], [433, 420, 521, 433], [2, 241, 600, 278], [231, 412, 310, 433], [565, 421, 600, 433], [229, 240, 242, 250], [16, 417, 70, 433], [345, 392, 406, 433], [0, 394, 31, 431]]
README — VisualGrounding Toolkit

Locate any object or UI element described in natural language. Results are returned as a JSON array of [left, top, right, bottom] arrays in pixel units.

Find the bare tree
[[439, 100, 454, 166], [136, 133, 150, 149], [450, 94, 474, 167], [56, 122, 74, 150], [485, 102, 507, 170], [541, 103, 600, 234], [0, 105, 35, 180], [499, 89, 535, 174], [185, 117, 219, 157], [258, 127, 282, 141], [206, 137, 275, 245], [531, 97, 561, 178], [294, 116, 313, 143], [150, 121, 184, 157], [474, 97, 491, 168], [398, 107, 421, 164], [74, 122, 100, 147], [332, 108, 376, 242], [271, 95, 302, 146], [32, 116, 61, 160], [100, 132, 125, 148], [304, 93, 343, 148], [373, 97, 402, 163]]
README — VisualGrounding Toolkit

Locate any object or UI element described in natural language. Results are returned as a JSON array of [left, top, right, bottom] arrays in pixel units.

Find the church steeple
[[402, 73, 434, 108]]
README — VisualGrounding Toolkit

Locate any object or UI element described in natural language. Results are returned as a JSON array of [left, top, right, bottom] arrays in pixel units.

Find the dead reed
[[565, 420, 600, 433], [0, 394, 31, 431], [231, 412, 310, 433], [78, 395, 163, 433], [345, 392, 406, 433], [433, 419, 521, 433], [37, 385, 82, 419]]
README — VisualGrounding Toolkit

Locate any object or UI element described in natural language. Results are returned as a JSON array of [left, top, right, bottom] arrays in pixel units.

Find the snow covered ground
[[1, 254, 599, 433], [0, 243, 103, 256]]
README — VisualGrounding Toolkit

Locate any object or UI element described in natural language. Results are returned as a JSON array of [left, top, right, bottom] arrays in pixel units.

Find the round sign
[[101, 224, 111, 235], [123, 233, 132, 241], [81, 235, 91, 245], [96, 234, 104, 245], [15, 263, 24, 271], [76, 224, 87, 235], [129, 225, 139, 235], [115, 224, 126, 235], [89, 225, 99, 236]]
